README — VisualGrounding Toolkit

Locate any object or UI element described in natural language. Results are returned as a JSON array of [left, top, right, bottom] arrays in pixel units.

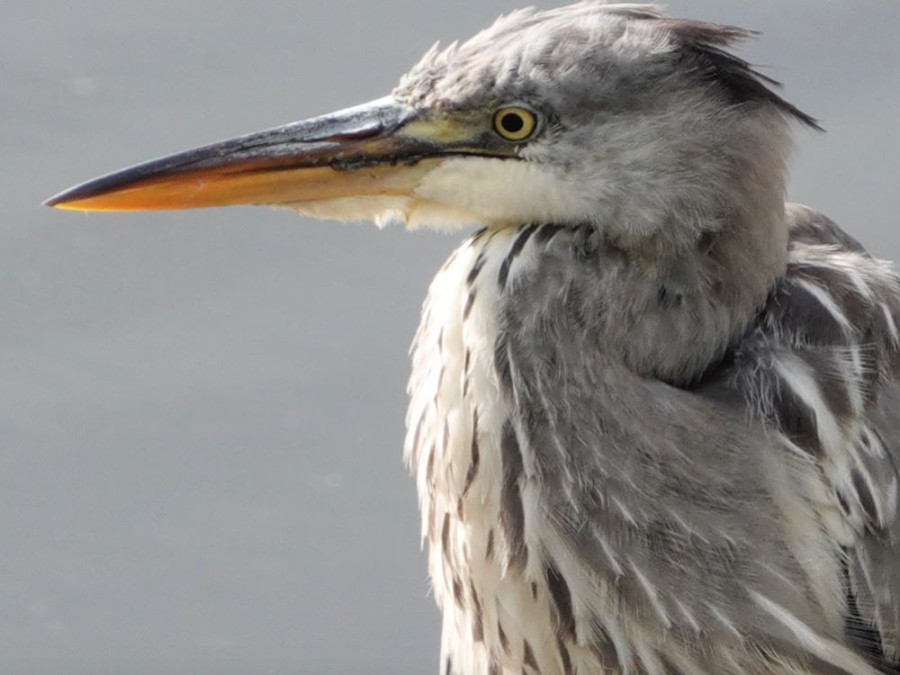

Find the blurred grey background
[[2, 1, 899, 673]]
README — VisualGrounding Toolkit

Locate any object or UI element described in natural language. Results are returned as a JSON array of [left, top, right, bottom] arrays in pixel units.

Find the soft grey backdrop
[[3, 1, 898, 673]]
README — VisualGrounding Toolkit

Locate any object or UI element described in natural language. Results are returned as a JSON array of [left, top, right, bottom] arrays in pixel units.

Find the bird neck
[[588, 116, 792, 383], [405, 212, 789, 670], [606, 202, 788, 384]]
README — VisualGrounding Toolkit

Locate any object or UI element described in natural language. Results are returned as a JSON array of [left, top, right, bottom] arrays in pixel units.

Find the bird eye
[[493, 107, 538, 141]]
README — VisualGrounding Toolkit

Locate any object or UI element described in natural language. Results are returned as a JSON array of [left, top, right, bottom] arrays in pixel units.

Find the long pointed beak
[[45, 98, 489, 212]]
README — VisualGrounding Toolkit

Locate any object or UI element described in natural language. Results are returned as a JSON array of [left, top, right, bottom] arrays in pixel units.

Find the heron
[[46, 2, 900, 673]]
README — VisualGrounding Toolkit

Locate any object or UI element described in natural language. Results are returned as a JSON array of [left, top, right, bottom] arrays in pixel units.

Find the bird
[[45, 2, 900, 674]]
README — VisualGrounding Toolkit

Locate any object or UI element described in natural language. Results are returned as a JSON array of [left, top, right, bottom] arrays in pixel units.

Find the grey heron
[[46, 3, 900, 674]]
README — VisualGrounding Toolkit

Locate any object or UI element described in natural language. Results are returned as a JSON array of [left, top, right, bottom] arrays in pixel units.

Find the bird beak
[[45, 97, 497, 212]]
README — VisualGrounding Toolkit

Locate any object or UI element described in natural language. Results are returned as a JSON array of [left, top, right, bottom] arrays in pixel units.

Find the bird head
[[47, 2, 817, 248]]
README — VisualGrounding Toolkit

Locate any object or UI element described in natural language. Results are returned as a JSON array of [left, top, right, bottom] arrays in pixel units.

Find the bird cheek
[[412, 157, 577, 226]]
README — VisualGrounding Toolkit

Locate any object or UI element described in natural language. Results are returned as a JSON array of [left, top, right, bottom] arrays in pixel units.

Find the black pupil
[[501, 113, 525, 134]]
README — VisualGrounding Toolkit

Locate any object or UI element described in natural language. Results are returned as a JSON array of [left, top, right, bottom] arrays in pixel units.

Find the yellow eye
[[492, 107, 538, 141]]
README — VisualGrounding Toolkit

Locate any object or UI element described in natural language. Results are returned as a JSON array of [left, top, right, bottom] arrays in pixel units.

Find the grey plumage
[[401, 4, 900, 674], [409, 214, 900, 675]]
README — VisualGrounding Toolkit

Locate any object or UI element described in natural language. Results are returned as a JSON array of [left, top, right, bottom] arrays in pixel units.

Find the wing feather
[[736, 205, 900, 669]]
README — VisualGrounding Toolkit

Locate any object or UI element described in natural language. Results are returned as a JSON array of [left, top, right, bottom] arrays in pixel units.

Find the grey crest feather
[[395, 1, 819, 129]]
